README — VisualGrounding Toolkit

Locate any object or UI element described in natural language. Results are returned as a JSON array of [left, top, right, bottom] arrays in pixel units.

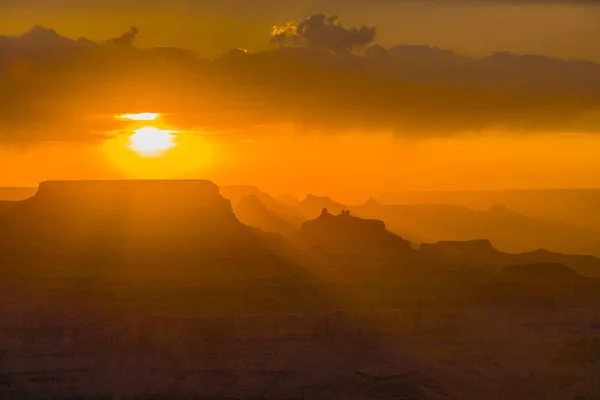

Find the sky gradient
[[1, 1, 600, 199]]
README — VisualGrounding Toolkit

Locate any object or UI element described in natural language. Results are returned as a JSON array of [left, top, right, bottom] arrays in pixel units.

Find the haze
[[5, 2, 600, 398]]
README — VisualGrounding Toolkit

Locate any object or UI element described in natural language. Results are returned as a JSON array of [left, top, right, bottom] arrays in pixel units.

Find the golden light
[[117, 112, 161, 121], [129, 126, 176, 157], [102, 113, 215, 179]]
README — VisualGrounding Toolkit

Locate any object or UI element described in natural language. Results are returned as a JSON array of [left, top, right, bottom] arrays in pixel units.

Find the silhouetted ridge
[[313, 208, 386, 231], [298, 209, 413, 256], [0, 180, 300, 282], [297, 194, 346, 219], [234, 194, 297, 235], [379, 189, 600, 233], [362, 197, 381, 208], [28, 179, 237, 228], [488, 204, 511, 214], [421, 239, 498, 256], [219, 185, 263, 206], [419, 238, 600, 277], [353, 198, 600, 256]]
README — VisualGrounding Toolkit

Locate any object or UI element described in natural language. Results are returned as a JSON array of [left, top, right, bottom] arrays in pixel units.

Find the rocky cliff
[[0, 180, 300, 283]]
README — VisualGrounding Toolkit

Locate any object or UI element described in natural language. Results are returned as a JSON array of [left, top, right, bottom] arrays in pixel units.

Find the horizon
[[5, 179, 600, 204]]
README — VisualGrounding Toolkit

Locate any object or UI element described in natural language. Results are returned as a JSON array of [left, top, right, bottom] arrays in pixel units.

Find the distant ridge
[[219, 185, 263, 206], [297, 208, 414, 257], [234, 194, 297, 236], [420, 239, 600, 277], [297, 194, 347, 219], [352, 199, 600, 256], [378, 189, 600, 232], [0, 187, 37, 201], [421, 239, 498, 256]]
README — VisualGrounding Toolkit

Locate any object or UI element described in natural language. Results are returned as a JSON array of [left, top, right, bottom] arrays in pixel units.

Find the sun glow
[[102, 113, 215, 179], [117, 112, 161, 121]]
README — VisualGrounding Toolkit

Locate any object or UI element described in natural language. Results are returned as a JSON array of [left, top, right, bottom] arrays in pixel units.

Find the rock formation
[[420, 239, 600, 277], [296, 194, 347, 219], [296, 208, 414, 257], [219, 185, 263, 206], [421, 239, 499, 257], [351, 200, 600, 256], [0, 180, 300, 283]]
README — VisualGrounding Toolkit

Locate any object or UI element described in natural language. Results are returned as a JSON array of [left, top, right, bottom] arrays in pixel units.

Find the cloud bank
[[1, 15, 600, 145], [271, 14, 376, 53], [107, 27, 139, 46]]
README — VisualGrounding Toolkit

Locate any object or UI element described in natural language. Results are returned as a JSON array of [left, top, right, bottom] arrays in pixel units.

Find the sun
[[114, 112, 178, 157], [102, 112, 215, 179], [128, 126, 176, 157]]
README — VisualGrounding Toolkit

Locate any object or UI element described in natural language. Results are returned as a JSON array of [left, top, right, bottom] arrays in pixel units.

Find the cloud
[[0, 25, 94, 51], [1, 21, 600, 145], [107, 27, 139, 46], [271, 21, 300, 48], [271, 14, 376, 53]]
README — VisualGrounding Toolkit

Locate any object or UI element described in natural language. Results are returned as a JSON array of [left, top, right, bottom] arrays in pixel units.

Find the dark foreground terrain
[[2, 180, 600, 399]]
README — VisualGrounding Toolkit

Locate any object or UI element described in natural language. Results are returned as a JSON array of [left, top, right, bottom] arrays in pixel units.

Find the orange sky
[[2, 2, 600, 198], [2, 127, 600, 202]]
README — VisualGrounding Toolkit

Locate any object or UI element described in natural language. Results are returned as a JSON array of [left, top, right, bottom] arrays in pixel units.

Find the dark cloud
[[271, 14, 376, 53], [1, 21, 600, 145], [0, 25, 95, 51], [107, 27, 139, 46]]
